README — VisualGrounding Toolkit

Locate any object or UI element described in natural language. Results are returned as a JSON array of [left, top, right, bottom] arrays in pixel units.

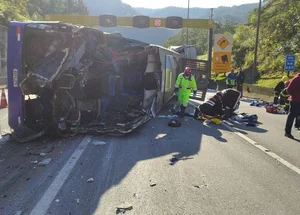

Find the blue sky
[[122, 0, 258, 9]]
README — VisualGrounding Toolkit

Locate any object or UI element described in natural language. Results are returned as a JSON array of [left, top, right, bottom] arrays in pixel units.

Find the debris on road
[[156, 115, 178, 119], [87, 178, 94, 183], [169, 156, 194, 165], [28, 144, 54, 156], [92, 140, 107, 146], [168, 119, 181, 127], [116, 203, 133, 214], [38, 158, 52, 166], [150, 183, 157, 187], [170, 157, 179, 164]]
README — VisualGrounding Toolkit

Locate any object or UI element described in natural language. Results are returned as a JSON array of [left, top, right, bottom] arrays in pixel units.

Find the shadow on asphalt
[[77, 98, 232, 215], [226, 120, 268, 134]]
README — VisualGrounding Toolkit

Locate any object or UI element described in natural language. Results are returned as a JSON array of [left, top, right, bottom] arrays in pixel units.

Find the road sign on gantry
[[285, 55, 296, 71], [213, 34, 233, 73]]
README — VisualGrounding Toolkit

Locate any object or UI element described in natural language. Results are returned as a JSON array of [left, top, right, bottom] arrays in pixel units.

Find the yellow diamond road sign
[[214, 34, 233, 52], [217, 36, 230, 50]]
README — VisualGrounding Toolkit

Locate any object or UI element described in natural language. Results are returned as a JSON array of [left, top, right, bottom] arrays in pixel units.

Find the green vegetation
[[0, 0, 88, 26], [234, 0, 300, 75], [164, 20, 236, 55], [165, 0, 300, 88]]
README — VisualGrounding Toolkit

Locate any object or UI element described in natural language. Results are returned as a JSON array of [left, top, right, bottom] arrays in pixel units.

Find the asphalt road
[[1, 92, 300, 215]]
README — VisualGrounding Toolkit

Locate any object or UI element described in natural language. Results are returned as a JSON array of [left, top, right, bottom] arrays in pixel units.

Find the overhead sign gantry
[[44, 14, 214, 29], [44, 14, 215, 78]]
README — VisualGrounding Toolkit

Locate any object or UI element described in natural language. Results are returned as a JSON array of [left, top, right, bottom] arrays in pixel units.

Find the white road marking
[[29, 136, 92, 215], [222, 121, 300, 176]]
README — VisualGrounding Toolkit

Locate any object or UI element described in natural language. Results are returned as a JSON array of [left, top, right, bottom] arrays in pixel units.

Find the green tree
[[0, 0, 31, 25]]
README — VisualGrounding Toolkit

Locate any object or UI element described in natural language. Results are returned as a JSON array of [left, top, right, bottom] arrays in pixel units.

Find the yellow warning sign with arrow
[[217, 36, 230, 50]]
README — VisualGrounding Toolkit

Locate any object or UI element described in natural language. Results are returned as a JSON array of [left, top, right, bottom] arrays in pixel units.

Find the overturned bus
[[7, 21, 184, 142]]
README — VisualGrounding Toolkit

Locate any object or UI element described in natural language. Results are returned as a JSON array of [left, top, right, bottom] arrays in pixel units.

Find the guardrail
[[208, 80, 274, 96], [244, 84, 273, 96]]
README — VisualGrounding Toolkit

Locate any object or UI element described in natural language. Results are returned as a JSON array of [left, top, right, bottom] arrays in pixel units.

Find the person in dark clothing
[[285, 73, 300, 139], [279, 81, 290, 113], [221, 89, 241, 119], [236, 67, 245, 97], [194, 91, 224, 119], [274, 76, 289, 104]]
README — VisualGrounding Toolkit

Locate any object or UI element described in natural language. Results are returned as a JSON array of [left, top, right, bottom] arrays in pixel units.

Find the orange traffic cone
[[0, 89, 7, 108]]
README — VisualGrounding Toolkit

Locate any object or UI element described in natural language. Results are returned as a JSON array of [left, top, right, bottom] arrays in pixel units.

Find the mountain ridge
[[83, 0, 258, 45]]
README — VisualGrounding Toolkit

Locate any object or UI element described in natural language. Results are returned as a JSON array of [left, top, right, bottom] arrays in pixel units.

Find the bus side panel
[[7, 22, 25, 129]]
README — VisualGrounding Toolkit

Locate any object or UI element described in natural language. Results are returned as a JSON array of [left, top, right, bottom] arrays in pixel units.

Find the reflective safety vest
[[216, 73, 226, 81], [226, 73, 237, 86], [226, 79, 236, 86], [175, 73, 197, 91]]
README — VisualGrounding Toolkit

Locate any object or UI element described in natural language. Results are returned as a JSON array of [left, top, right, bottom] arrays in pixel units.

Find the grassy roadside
[[197, 54, 208, 60], [243, 91, 273, 102]]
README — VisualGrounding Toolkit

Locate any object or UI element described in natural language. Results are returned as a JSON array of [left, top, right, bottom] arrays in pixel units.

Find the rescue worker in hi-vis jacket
[[175, 67, 197, 118]]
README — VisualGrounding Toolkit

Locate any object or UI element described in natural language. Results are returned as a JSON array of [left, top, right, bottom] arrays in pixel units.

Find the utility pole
[[67, 0, 72, 14], [186, 0, 190, 45], [253, 0, 262, 81], [207, 8, 214, 80]]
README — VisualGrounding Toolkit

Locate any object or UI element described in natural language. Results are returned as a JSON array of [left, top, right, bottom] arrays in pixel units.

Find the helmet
[[216, 91, 223, 99], [216, 91, 223, 96], [284, 81, 290, 87], [281, 76, 289, 82], [184, 67, 192, 75]]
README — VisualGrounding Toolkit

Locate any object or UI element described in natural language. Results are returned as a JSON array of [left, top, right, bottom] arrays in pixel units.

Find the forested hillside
[[84, 0, 257, 45], [136, 3, 258, 23], [0, 0, 88, 26], [0, 0, 257, 45], [165, 0, 300, 77], [234, 0, 300, 75]]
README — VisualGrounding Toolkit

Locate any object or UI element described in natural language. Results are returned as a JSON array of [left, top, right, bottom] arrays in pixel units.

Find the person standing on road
[[175, 67, 197, 118], [215, 72, 227, 91], [226, 69, 237, 89], [285, 73, 300, 139], [236, 67, 245, 97]]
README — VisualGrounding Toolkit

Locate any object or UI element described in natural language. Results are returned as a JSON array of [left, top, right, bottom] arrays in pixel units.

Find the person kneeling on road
[[194, 91, 224, 120], [274, 76, 289, 104], [221, 88, 241, 120], [279, 81, 290, 113], [174, 67, 197, 118]]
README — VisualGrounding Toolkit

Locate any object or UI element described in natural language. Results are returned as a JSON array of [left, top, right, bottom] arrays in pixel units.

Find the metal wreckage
[[9, 22, 184, 143]]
